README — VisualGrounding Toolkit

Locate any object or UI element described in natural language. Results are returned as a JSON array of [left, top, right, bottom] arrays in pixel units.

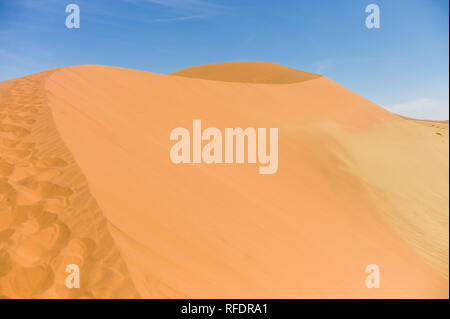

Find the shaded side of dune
[[0, 71, 139, 298]]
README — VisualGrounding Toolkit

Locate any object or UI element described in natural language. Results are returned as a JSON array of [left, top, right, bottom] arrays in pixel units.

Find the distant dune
[[0, 63, 448, 298], [171, 61, 322, 84]]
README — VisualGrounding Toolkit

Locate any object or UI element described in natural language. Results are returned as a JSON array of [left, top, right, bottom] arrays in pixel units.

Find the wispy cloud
[[144, 0, 217, 8], [387, 98, 449, 120], [146, 15, 205, 22], [12, 0, 228, 24], [124, 0, 228, 19]]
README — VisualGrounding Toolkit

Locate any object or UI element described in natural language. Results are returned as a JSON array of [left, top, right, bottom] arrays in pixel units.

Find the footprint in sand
[[0, 249, 13, 277], [0, 264, 54, 298], [0, 206, 15, 232], [0, 124, 30, 138], [0, 178, 17, 206], [8, 163, 40, 183], [15, 178, 73, 206], [0, 161, 14, 177], [1, 138, 21, 149], [44, 198, 69, 213], [7, 114, 36, 125], [8, 221, 70, 267], [0, 148, 32, 160]]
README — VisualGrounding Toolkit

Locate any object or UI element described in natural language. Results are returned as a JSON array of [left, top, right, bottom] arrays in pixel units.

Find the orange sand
[[0, 62, 448, 298]]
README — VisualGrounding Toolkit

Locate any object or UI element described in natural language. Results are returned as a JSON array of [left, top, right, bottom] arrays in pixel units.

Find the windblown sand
[[0, 63, 448, 298]]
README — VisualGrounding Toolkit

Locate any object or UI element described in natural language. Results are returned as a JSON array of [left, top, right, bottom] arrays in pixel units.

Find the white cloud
[[146, 15, 205, 22], [118, 0, 229, 23], [145, 0, 212, 7], [386, 98, 449, 120], [126, 0, 227, 16]]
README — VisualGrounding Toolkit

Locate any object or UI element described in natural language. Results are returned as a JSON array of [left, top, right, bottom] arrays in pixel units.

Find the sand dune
[[0, 63, 448, 298], [170, 61, 321, 83]]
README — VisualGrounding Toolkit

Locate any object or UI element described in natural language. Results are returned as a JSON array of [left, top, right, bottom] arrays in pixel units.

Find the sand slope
[[1, 63, 448, 298]]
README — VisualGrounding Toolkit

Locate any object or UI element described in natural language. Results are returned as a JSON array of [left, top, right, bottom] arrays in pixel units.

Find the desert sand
[[0, 62, 448, 298]]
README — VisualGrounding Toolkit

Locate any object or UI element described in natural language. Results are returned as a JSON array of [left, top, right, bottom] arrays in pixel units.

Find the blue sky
[[0, 0, 448, 119]]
